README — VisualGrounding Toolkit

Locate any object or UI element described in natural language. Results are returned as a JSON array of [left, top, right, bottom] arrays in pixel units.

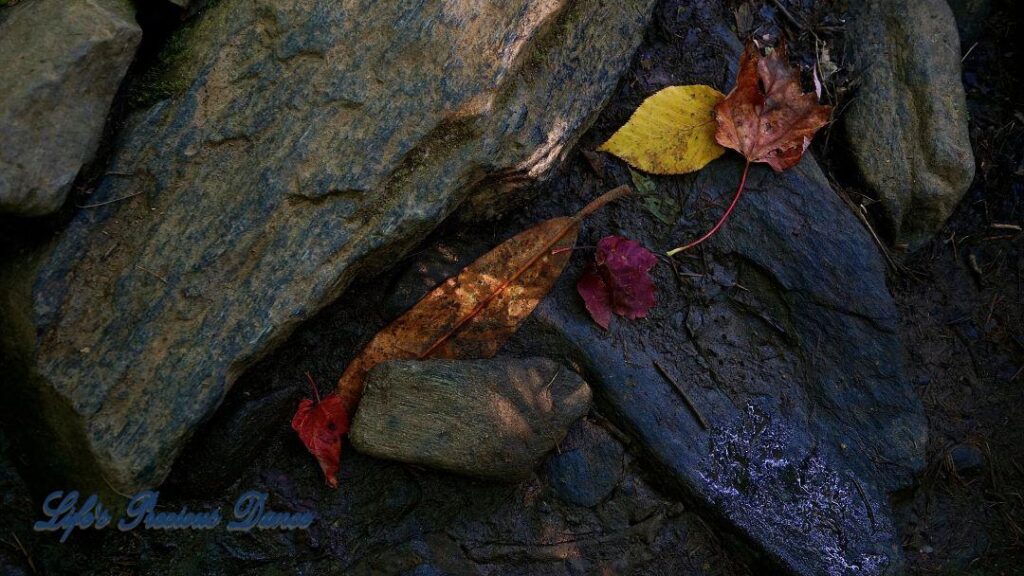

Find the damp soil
[[887, 1, 1024, 572], [1, 0, 1022, 575]]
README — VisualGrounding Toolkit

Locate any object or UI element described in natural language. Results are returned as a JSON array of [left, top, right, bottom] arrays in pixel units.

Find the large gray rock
[[843, 0, 975, 250], [0, 0, 141, 215], [0, 0, 655, 496], [350, 358, 591, 480]]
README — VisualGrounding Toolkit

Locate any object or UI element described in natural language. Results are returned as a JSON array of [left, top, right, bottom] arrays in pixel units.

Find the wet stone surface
[[350, 358, 591, 481], [0, 0, 656, 498]]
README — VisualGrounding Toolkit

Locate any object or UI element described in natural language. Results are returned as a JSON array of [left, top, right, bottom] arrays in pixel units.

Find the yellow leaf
[[599, 85, 726, 175]]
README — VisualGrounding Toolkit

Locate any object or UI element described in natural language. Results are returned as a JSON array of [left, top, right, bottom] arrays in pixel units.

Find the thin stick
[[541, 366, 563, 394], [768, 0, 807, 31], [850, 475, 876, 530], [667, 161, 752, 256], [10, 532, 37, 575], [962, 42, 979, 63], [135, 265, 167, 284], [305, 372, 321, 403], [654, 359, 709, 430], [77, 190, 144, 208]]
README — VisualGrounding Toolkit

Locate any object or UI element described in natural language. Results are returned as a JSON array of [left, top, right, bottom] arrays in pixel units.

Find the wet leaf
[[599, 85, 726, 175], [291, 392, 350, 488], [666, 42, 832, 255], [336, 186, 630, 407], [631, 169, 679, 226], [577, 236, 657, 330], [714, 42, 832, 172]]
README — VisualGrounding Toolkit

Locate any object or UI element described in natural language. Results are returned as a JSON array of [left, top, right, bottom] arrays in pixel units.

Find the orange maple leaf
[[715, 42, 832, 172], [668, 42, 831, 256]]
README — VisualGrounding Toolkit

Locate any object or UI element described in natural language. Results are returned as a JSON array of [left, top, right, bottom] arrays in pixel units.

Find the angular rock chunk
[[843, 0, 975, 249], [0, 0, 655, 496], [544, 420, 624, 507], [350, 358, 591, 480], [0, 0, 141, 215]]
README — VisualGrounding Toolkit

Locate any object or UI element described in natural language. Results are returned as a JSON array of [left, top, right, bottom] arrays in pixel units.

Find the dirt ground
[[885, 2, 1024, 572]]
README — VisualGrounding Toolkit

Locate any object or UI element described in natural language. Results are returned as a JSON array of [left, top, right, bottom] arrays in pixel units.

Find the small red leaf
[[291, 393, 350, 488], [577, 236, 657, 330], [577, 267, 613, 330]]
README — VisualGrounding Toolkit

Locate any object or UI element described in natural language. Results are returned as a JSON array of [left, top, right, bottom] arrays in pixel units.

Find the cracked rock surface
[[0, 0, 654, 496]]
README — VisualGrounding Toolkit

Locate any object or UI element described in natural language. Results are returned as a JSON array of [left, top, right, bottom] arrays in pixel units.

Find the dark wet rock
[[350, 358, 591, 481], [0, 0, 141, 215], [949, 443, 985, 474], [0, 0, 655, 496], [543, 419, 624, 507], [381, 3, 929, 571], [396, 155, 927, 575], [843, 0, 975, 249]]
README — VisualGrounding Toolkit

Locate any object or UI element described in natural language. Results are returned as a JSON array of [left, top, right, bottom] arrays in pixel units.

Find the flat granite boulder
[[0, 0, 655, 495], [350, 358, 591, 481], [843, 0, 975, 249], [0, 0, 141, 215]]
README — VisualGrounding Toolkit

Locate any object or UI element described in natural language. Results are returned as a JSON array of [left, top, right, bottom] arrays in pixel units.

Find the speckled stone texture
[[0, 0, 655, 496], [350, 358, 591, 480], [0, 0, 141, 215], [843, 0, 975, 249]]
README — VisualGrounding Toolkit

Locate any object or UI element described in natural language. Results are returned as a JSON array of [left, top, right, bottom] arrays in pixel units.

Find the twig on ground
[[962, 42, 979, 63], [653, 359, 709, 430], [849, 476, 877, 531], [136, 265, 168, 285], [541, 366, 563, 394], [77, 190, 144, 209], [768, 0, 807, 31], [10, 532, 38, 574]]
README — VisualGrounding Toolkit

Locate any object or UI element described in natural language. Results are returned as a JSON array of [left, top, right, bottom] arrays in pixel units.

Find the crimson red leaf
[[577, 267, 613, 329], [577, 236, 657, 330], [291, 394, 350, 488]]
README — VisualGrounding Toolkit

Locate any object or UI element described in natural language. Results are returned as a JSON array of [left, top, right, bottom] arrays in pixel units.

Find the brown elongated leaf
[[336, 185, 630, 408]]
